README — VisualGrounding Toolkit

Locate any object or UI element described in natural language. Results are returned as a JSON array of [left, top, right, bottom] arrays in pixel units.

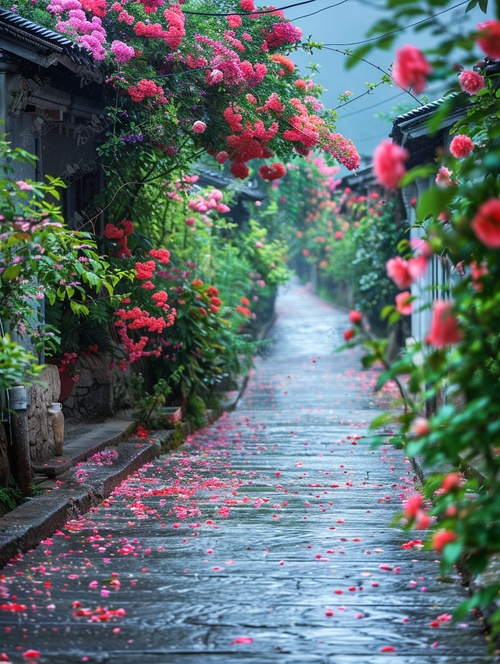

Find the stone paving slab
[[0, 280, 494, 663], [31, 418, 135, 477]]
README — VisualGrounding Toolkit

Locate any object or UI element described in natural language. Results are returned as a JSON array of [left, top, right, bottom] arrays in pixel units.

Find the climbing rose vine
[[344, 3, 500, 640], [20, 0, 360, 176]]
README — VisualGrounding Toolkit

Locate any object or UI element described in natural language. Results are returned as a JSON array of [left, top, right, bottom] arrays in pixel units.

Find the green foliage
[[0, 477, 23, 516], [344, 0, 500, 642], [0, 135, 130, 379], [0, 334, 42, 391], [132, 371, 183, 429]]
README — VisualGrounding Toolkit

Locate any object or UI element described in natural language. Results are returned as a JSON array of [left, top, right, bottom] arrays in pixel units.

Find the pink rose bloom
[[403, 493, 424, 518], [432, 529, 457, 554], [372, 140, 409, 190], [435, 167, 453, 187], [348, 310, 362, 325], [192, 121, 206, 134], [215, 151, 229, 164], [395, 291, 412, 316], [185, 217, 196, 226], [227, 14, 242, 28], [16, 180, 33, 190], [208, 69, 223, 85], [470, 260, 488, 290], [477, 20, 500, 59], [392, 45, 432, 94], [427, 300, 462, 348], [411, 417, 430, 438], [410, 237, 433, 258], [458, 69, 486, 95], [471, 198, 500, 248], [386, 255, 427, 289], [111, 40, 135, 63], [449, 134, 474, 159]]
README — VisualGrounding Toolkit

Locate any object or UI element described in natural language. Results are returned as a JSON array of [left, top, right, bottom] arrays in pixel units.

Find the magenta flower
[[395, 291, 412, 316], [471, 198, 500, 248], [477, 19, 500, 59], [449, 134, 474, 159], [192, 121, 206, 134], [458, 69, 486, 95], [373, 140, 409, 190], [392, 45, 432, 94], [427, 300, 462, 348]]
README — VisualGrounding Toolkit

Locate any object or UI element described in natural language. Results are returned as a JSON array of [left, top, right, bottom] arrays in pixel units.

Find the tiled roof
[[195, 166, 263, 200], [0, 8, 96, 70], [391, 92, 466, 137]]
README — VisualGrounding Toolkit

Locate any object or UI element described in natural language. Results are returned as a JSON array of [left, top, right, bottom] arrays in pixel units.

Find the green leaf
[[2, 264, 21, 281], [370, 412, 396, 429], [406, 437, 428, 457], [399, 164, 436, 187], [345, 44, 373, 70], [442, 540, 462, 567], [417, 186, 457, 222]]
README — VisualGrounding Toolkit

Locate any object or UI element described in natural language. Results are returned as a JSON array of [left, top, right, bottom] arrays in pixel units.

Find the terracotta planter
[[45, 359, 77, 403]]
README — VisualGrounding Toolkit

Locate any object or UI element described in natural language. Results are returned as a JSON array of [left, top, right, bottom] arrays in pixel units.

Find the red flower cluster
[[104, 219, 134, 258], [128, 79, 164, 102], [80, 0, 107, 17], [225, 114, 279, 179], [264, 22, 302, 49], [135, 260, 156, 280], [258, 162, 286, 181], [149, 248, 171, 264], [164, 5, 185, 50]]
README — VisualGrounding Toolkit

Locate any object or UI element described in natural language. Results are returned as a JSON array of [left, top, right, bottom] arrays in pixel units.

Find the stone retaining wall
[[62, 353, 114, 422], [28, 365, 60, 464]]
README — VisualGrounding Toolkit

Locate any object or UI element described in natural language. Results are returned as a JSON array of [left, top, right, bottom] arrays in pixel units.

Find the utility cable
[[323, 0, 469, 46], [182, 0, 321, 17]]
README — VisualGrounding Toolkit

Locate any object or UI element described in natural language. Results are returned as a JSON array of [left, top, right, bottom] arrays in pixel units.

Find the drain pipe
[[8, 384, 31, 497]]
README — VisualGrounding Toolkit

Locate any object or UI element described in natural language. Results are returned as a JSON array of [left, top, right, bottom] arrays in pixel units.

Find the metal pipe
[[8, 385, 31, 496]]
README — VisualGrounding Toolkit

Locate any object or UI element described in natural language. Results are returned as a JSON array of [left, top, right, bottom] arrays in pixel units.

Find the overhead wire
[[323, 0, 469, 46], [182, 0, 321, 17], [339, 90, 406, 117]]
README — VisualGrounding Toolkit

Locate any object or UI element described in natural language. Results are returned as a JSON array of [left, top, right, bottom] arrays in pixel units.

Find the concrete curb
[[0, 312, 276, 570], [0, 440, 160, 569]]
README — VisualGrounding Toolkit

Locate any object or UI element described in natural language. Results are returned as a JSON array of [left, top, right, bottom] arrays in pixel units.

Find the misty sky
[[286, 0, 493, 170]]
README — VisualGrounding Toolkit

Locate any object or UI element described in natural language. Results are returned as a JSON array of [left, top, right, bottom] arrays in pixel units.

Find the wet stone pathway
[[0, 281, 493, 663]]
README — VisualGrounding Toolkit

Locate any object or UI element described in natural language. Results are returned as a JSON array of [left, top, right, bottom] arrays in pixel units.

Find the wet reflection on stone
[[0, 280, 491, 663]]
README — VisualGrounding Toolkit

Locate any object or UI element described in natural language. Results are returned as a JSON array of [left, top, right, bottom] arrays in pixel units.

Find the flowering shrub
[[0, 137, 126, 377], [102, 207, 286, 407], [14, 0, 359, 182], [345, 0, 500, 637]]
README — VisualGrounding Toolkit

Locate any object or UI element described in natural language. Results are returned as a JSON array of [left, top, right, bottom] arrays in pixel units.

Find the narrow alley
[[0, 281, 491, 663]]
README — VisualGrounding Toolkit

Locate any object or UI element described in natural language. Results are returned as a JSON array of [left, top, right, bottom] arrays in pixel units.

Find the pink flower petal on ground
[[231, 636, 254, 644]]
